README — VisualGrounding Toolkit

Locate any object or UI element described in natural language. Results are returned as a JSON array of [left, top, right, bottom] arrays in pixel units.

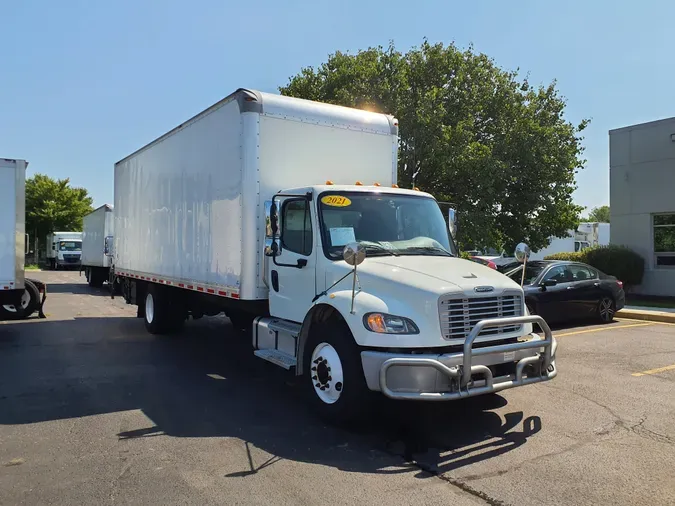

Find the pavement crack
[[413, 459, 510, 506], [628, 417, 674, 445]]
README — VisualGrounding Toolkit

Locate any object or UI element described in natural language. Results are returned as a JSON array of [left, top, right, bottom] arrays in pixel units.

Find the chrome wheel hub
[[310, 342, 345, 405]]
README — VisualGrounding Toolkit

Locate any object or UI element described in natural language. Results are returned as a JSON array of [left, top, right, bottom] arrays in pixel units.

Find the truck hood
[[352, 255, 520, 297]]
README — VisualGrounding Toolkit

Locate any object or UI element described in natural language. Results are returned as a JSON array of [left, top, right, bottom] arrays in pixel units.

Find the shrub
[[544, 245, 644, 288], [460, 251, 472, 260], [543, 251, 584, 262]]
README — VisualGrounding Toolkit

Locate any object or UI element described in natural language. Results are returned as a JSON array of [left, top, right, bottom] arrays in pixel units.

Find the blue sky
[[2, 0, 673, 212]]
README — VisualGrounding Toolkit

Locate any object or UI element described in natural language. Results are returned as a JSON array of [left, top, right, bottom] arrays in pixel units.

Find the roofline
[[609, 115, 675, 135], [86, 204, 113, 216], [115, 89, 398, 166], [115, 88, 261, 166]]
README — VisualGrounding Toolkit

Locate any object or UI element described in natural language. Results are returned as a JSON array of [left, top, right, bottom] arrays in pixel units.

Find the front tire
[[303, 321, 371, 425]]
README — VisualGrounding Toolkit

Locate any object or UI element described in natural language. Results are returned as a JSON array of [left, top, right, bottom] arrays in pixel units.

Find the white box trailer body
[[114, 89, 397, 300], [46, 231, 83, 269], [0, 158, 46, 319], [0, 158, 26, 304], [81, 204, 114, 286], [114, 89, 556, 422]]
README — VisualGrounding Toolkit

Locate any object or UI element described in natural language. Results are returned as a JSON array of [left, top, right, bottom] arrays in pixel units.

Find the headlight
[[363, 313, 419, 334]]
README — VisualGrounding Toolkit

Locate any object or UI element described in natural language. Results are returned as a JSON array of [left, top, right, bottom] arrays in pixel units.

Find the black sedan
[[505, 260, 626, 323]]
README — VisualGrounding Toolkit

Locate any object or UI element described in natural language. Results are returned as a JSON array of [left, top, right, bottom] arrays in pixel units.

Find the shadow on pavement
[[44, 282, 112, 295], [0, 315, 542, 478]]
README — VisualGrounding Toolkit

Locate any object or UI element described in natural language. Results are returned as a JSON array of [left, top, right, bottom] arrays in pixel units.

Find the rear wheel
[[0, 280, 40, 320], [303, 321, 371, 425], [144, 284, 185, 334], [598, 296, 615, 323], [87, 268, 104, 288]]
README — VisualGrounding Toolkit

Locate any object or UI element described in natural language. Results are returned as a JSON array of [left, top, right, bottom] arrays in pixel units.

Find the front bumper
[[360, 315, 557, 401]]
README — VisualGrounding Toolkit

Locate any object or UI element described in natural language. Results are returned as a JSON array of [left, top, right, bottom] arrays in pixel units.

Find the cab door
[[267, 197, 317, 323]]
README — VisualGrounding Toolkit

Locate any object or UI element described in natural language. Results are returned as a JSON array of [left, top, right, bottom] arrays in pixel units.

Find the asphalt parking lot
[[1, 271, 674, 506]]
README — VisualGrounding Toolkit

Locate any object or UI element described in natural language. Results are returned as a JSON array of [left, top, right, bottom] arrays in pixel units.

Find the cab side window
[[282, 199, 312, 256]]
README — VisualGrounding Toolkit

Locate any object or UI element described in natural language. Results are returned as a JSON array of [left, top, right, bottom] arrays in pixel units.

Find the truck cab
[[47, 232, 83, 269], [256, 183, 557, 421]]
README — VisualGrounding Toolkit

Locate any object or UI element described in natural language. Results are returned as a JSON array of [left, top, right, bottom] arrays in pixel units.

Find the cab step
[[254, 349, 297, 370]]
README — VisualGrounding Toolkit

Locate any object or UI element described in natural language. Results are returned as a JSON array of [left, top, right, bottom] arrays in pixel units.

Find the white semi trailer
[[81, 204, 114, 287], [0, 158, 46, 320], [113, 89, 557, 422]]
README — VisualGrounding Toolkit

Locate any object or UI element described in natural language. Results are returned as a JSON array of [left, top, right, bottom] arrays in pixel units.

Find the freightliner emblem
[[474, 286, 494, 293]]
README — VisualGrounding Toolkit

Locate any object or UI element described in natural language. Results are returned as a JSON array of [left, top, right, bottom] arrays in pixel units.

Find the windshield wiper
[[363, 243, 400, 256], [398, 246, 453, 257]]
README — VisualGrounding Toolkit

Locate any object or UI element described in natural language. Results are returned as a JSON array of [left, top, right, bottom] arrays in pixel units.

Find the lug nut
[[312, 375, 317, 380]]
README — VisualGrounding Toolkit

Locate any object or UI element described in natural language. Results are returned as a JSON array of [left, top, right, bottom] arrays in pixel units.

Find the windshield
[[59, 241, 81, 252], [507, 263, 547, 285], [318, 192, 456, 259]]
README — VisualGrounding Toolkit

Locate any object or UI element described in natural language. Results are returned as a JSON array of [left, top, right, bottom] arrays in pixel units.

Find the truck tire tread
[[303, 321, 372, 425]]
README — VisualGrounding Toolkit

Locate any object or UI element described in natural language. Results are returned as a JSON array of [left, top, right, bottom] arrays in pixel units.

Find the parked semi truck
[[46, 231, 83, 269], [0, 158, 46, 320], [113, 89, 557, 421], [81, 204, 114, 287]]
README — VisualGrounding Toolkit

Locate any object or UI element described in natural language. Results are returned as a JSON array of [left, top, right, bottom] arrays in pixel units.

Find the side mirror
[[270, 202, 279, 236], [540, 279, 557, 288], [265, 200, 280, 257], [514, 243, 530, 263], [448, 208, 457, 238]]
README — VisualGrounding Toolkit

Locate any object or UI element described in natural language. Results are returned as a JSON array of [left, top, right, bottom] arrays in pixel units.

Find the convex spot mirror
[[343, 242, 366, 266], [514, 243, 530, 263]]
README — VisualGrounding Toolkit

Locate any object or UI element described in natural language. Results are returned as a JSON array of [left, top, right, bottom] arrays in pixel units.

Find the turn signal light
[[325, 180, 334, 185], [392, 184, 399, 188], [413, 187, 420, 191], [373, 182, 381, 187], [355, 181, 363, 186]]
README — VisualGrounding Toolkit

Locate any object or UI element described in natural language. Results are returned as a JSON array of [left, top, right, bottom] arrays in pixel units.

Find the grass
[[25, 264, 41, 271], [625, 295, 675, 309]]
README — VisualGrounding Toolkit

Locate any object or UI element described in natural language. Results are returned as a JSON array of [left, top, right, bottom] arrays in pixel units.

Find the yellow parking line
[[554, 322, 653, 338], [617, 317, 675, 327], [632, 364, 675, 377]]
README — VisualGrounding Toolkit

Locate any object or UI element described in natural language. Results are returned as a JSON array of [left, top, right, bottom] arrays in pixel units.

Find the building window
[[653, 214, 675, 267]]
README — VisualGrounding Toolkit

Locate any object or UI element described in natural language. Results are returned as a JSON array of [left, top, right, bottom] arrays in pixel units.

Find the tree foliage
[[26, 174, 93, 241], [280, 40, 587, 252], [581, 205, 610, 223]]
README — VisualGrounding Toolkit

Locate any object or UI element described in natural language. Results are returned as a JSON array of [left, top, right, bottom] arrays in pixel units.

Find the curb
[[616, 309, 675, 324]]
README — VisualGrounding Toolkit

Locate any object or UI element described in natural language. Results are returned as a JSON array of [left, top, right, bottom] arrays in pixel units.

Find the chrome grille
[[439, 294, 523, 340]]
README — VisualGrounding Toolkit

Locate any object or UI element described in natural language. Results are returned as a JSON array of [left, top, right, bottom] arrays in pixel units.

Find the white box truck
[[81, 204, 114, 287], [113, 89, 556, 421], [0, 158, 47, 320], [46, 231, 83, 269]]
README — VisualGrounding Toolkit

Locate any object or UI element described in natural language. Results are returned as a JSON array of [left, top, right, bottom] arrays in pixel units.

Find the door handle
[[594, 282, 600, 287], [566, 286, 575, 290]]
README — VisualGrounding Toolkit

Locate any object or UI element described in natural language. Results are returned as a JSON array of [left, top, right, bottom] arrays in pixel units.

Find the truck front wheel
[[303, 322, 371, 425]]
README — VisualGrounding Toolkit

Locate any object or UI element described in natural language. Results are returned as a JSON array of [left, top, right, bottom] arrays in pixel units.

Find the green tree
[[26, 174, 93, 243], [280, 41, 587, 252], [581, 205, 610, 223]]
